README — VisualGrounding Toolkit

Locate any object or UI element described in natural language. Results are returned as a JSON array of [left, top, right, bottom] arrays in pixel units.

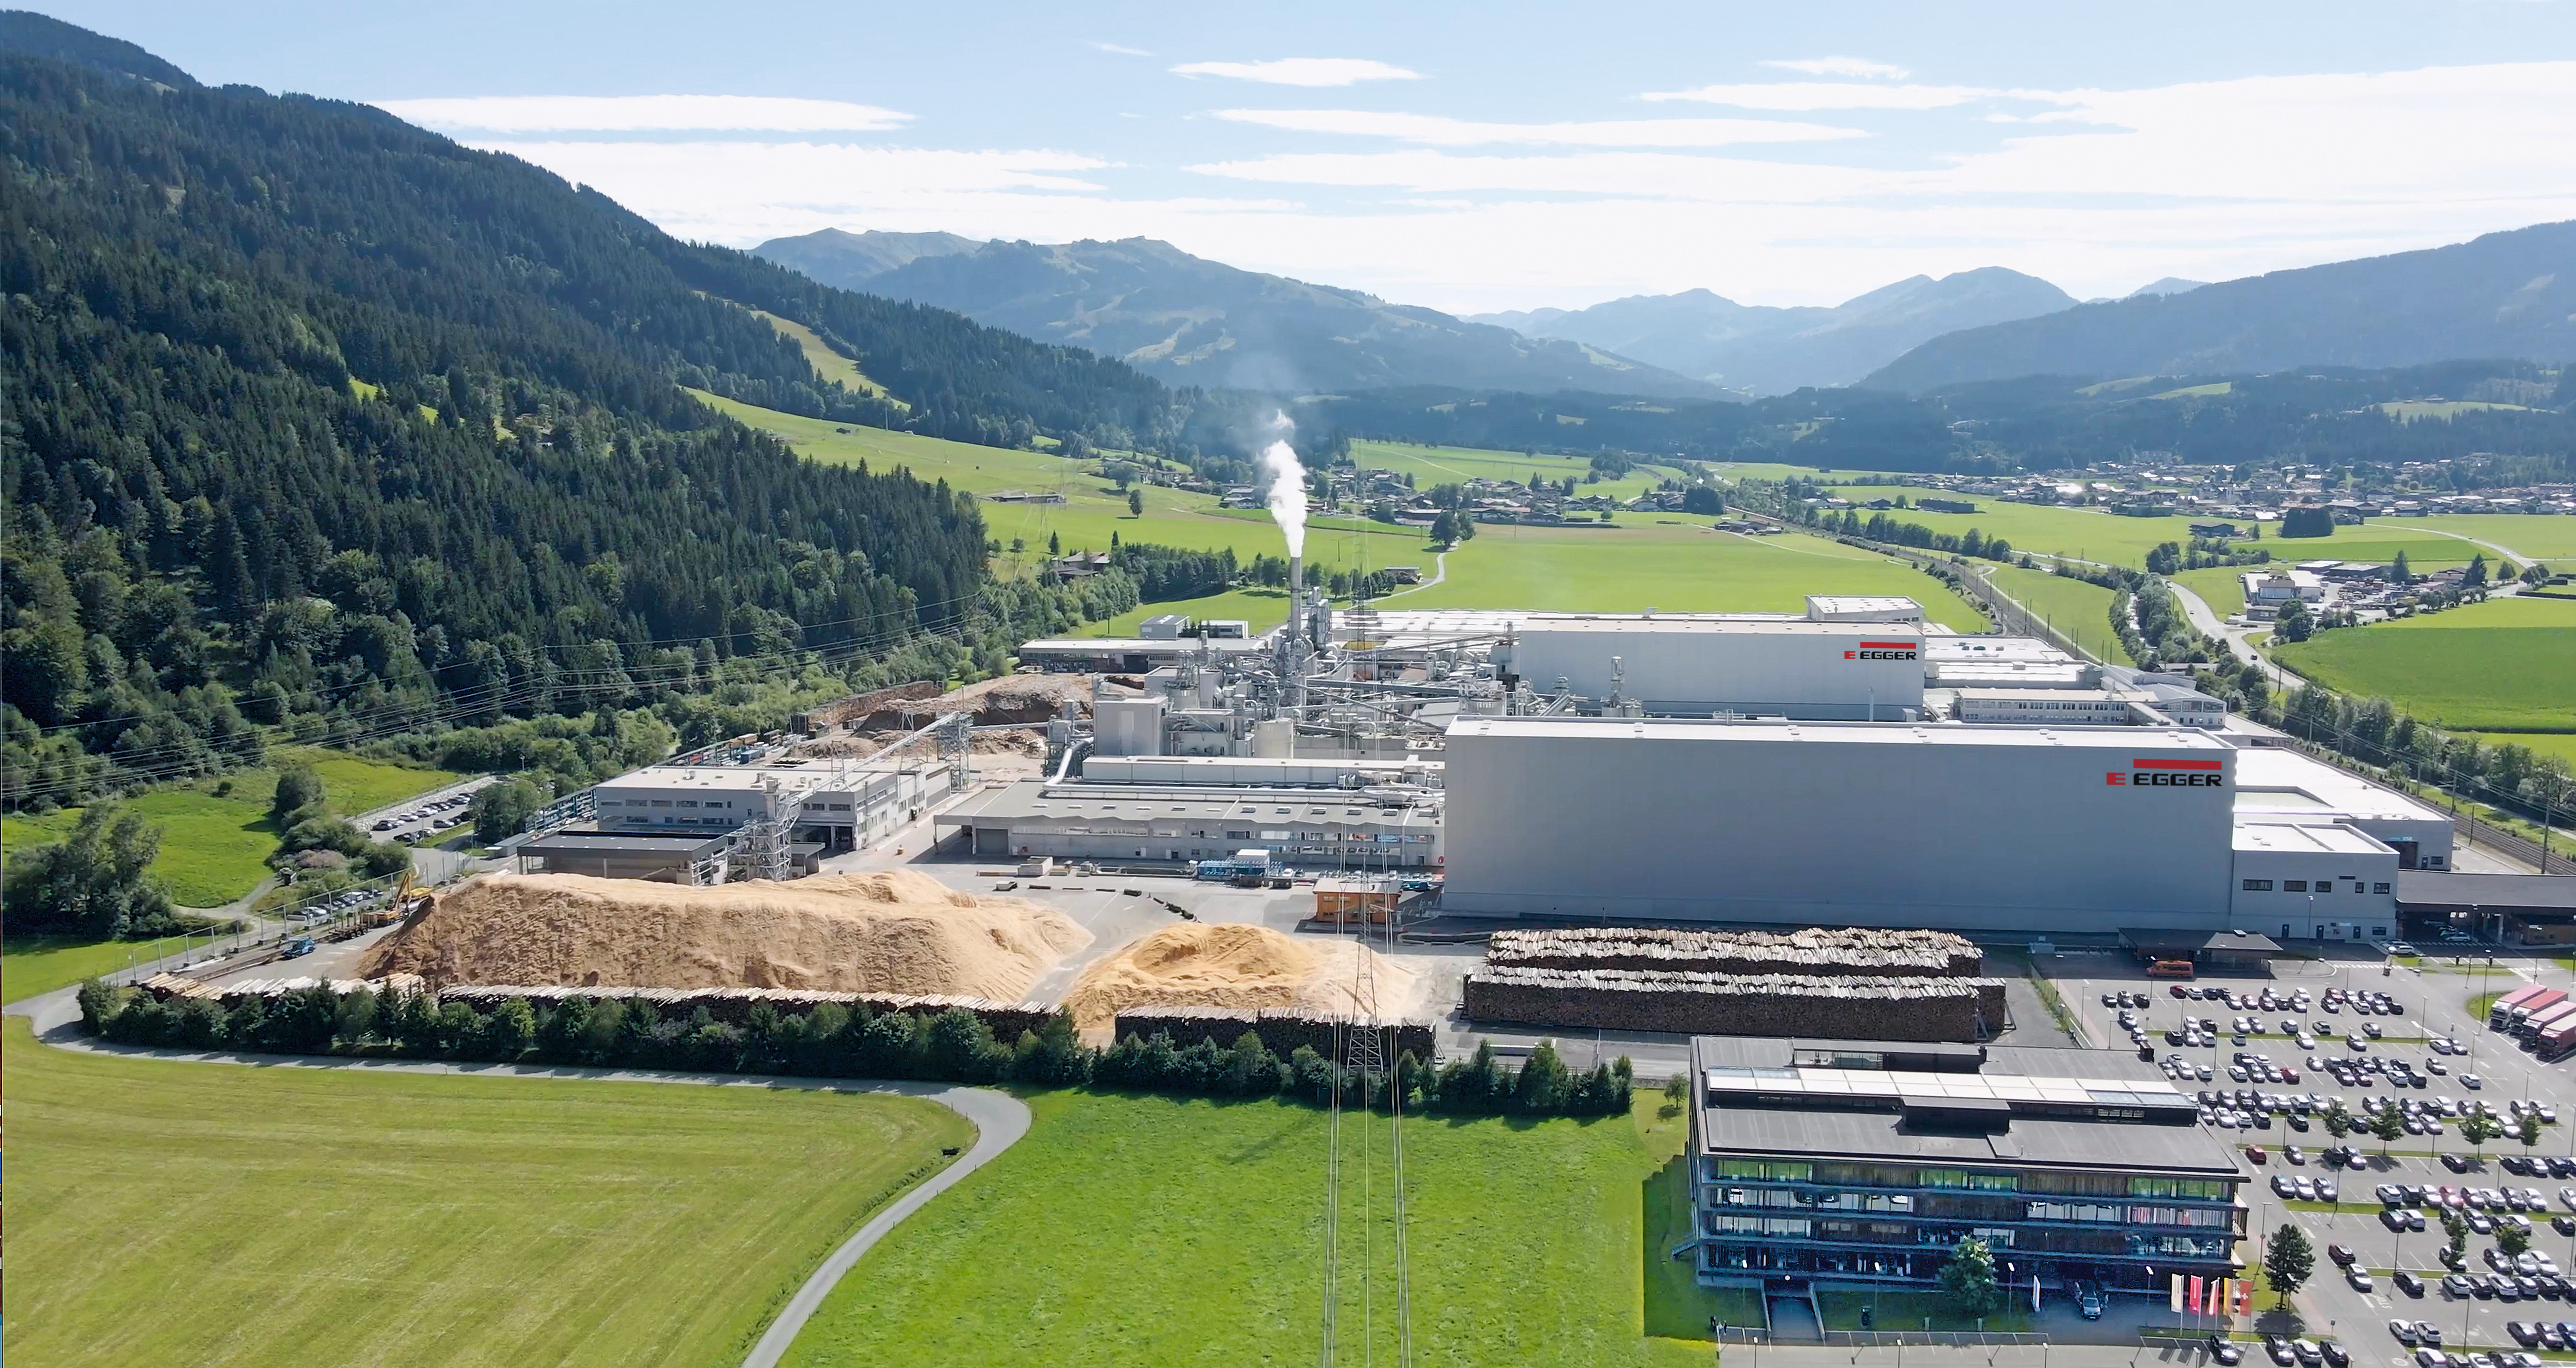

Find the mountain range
[[1863, 221, 2576, 393], [1469, 269, 2078, 395], [753, 229, 1723, 399]]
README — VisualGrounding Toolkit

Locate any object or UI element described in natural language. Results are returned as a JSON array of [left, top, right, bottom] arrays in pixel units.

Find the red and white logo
[[1845, 639, 1920, 661], [2107, 757, 2225, 788]]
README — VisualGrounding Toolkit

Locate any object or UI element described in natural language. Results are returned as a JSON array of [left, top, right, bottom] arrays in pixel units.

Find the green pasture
[[1095, 522, 1990, 632], [1816, 492, 2473, 574], [0, 747, 457, 908], [2380, 401, 2530, 420], [695, 392, 1414, 582], [2171, 565, 2250, 619], [783, 1088, 1716, 1368], [1366, 523, 1985, 627], [1345, 438, 1684, 503], [751, 309, 900, 403], [2275, 594, 2576, 732], [0, 1020, 969, 1368], [2375, 516, 2576, 566], [2463, 732, 2576, 767], [3, 936, 167, 1003], [1979, 565, 2135, 665]]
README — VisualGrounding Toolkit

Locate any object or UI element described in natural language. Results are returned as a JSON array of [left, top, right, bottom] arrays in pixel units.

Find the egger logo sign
[[2107, 757, 2226, 788], [1844, 640, 1920, 661]]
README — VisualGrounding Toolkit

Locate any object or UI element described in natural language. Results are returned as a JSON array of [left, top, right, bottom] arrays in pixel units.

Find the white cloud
[[1210, 108, 1863, 147], [377, 94, 912, 134], [1189, 149, 1898, 202], [1089, 41, 1151, 56], [1641, 81, 2025, 110], [1762, 57, 1909, 80], [1168, 58, 1424, 87]]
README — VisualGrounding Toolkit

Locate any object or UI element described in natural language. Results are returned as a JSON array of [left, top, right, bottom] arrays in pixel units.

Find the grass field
[[782, 1088, 1723, 1368], [2, 936, 172, 1003], [1979, 565, 2134, 665], [2377, 516, 2576, 566], [2463, 732, 2576, 767], [1347, 438, 1685, 504], [696, 392, 1420, 585], [1816, 493, 2476, 574], [1, 1019, 971, 1368], [0, 748, 458, 907], [2172, 565, 2250, 619], [2275, 595, 2576, 732]]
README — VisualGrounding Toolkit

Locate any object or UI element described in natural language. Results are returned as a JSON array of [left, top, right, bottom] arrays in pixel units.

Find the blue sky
[[36, 1, 2576, 311]]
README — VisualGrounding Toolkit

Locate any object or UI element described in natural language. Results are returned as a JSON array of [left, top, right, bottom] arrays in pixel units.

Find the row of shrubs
[[78, 981, 1636, 1118]]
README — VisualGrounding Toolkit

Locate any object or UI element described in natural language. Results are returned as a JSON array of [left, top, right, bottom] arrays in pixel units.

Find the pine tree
[[2264, 1224, 2315, 1299]]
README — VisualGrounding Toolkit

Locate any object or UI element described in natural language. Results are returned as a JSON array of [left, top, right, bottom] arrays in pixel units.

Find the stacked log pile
[[1111, 1004, 1434, 1061], [1485, 926, 1980, 978], [1463, 966, 2006, 1042]]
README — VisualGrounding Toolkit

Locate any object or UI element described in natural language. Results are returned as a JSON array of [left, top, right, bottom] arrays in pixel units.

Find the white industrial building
[[1500, 619, 1928, 720], [592, 758, 955, 854], [1438, 716, 2452, 937]]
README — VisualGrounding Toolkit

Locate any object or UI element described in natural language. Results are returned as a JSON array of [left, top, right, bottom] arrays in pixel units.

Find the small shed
[[2118, 927, 2284, 976], [1312, 875, 1401, 925]]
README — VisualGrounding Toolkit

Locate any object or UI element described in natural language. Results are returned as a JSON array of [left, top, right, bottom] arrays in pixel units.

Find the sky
[[34, 2, 2576, 313]]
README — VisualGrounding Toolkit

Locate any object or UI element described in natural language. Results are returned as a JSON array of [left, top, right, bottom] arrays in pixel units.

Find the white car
[[2463, 1074, 2485, 1090]]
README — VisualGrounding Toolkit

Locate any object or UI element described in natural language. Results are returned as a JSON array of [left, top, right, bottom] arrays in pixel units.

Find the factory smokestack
[[1291, 554, 1303, 595], [1258, 411, 1308, 561]]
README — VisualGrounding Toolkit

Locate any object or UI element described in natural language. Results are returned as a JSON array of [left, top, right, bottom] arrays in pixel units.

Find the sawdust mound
[[1061, 923, 1416, 1030], [359, 870, 1092, 999]]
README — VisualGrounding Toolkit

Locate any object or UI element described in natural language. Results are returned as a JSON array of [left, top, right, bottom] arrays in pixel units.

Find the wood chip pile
[[1485, 926, 1981, 978], [1463, 967, 2007, 1042], [1110, 1004, 1435, 1061]]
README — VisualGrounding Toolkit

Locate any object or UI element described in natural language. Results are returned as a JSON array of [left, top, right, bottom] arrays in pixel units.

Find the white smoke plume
[[1257, 410, 1308, 560]]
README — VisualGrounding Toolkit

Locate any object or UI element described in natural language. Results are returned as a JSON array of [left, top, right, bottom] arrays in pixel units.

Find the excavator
[[368, 867, 438, 928]]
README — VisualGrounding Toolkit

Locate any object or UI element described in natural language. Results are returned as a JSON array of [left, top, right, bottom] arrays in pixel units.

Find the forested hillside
[[0, 24, 1158, 810]]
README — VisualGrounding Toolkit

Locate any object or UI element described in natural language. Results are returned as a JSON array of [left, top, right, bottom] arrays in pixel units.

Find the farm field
[[2462, 732, 2576, 767], [2, 936, 169, 1004], [1346, 438, 1685, 503], [1817, 492, 2475, 573], [1352, 523, 1984, 627], [2374, 516, 2576, 566], [1979, 565, 2134, 665], [2170, 565, 2249, 619], [696, 393, 1418, 583], [0, 1020, 971, 1368], [2275, 594, 2576, 732], [781, 1088, 1721, 1368], [0, 748, 459, 907]]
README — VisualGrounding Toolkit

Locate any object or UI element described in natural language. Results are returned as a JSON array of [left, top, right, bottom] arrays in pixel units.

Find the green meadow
[[1817, 491, 2476, 573], [0, 1021, 969, 1368], [2375, 516, 2576, 566], [2170, 565, 2250, 619], [782, 1088, 1727, 1368], [0, 748, 458, 908], [1979, 565, 2135, 665], [2275, 594, 2576, 732]]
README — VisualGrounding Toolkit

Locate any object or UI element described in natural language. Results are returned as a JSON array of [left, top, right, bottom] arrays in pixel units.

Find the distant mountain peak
[[756, 231, 1720, 399], [1465, 267, 2073, 395], [2127, 277, 2208, 298]]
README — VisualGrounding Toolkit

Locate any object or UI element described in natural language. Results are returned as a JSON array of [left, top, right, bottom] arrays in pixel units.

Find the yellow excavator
[[368, 868, 438, 927]]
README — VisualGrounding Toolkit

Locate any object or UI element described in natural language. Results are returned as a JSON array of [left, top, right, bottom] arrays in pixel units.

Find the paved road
[[8, 992, 1030, 1368], [1373, 549, 1450, 601]]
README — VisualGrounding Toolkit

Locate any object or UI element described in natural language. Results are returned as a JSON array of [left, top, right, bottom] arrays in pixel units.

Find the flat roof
[[2396, 871, 2576, 913], [1689, 1038, 2239, 1175], [1513, 619, 1920, 638], [2120, 927, 2285, 956], [1921, 637, 2079, 663], [937, 779, 1442, 827], [2233, 749, 2447, 822], [2233, 820, 2396, 856], [602, 762, 919, 794], [1806, 595, 1924, 613], [1019, 636, 1277, 653], [521, 829, 732, 854], [1954, 688, 2126, 702], [1445, 715, 2235, 752]]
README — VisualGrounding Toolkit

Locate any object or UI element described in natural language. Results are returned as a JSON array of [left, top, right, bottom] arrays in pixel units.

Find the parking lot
[[2048, 948, 2576, 1363], [352, 775, 498, 847]]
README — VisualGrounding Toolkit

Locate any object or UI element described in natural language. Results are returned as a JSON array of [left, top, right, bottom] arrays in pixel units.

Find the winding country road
[[5, 988, 1029, 1368]]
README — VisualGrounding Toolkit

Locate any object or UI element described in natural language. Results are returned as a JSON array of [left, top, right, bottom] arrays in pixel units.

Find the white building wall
[[1440, 718, 2238, 931], [1509, 622, 1928, 719], [2229, 823, 2401, 939]]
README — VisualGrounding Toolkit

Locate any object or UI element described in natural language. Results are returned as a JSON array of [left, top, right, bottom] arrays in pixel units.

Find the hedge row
[[77, 980, 1629, 1118]]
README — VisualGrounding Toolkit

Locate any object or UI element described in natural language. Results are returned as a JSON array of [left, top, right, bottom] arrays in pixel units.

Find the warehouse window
[[2242, 879, 2273, 891], [2283, 880, 2307, 892]]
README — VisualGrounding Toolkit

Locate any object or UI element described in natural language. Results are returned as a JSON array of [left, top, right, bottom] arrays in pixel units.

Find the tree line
[[79, 980, 1637, 1119]]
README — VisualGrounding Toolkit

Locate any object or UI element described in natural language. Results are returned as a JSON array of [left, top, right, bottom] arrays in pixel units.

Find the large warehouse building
[[1501, 619, 1927, 720], [1441, 717, 2243, 930]]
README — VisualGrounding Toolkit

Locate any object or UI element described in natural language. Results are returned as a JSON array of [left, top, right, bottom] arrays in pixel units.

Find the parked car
[[2210, 1336, 2244, 1365]]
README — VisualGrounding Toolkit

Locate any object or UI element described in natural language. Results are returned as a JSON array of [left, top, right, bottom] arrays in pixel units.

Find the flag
[[2033, 1273, 2041, 1314], [2172, 1275, 2184, 1313], [2236, 1279, 2251, 1316], [2190, 1275, 2205, 1313]]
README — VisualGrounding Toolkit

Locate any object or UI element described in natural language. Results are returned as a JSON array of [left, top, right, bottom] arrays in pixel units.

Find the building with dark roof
[[1685, 1036, 2244, 1296]]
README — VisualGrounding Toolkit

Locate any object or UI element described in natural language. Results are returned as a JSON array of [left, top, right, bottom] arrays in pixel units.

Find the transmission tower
[[1320, 902, 1412, 1368]]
